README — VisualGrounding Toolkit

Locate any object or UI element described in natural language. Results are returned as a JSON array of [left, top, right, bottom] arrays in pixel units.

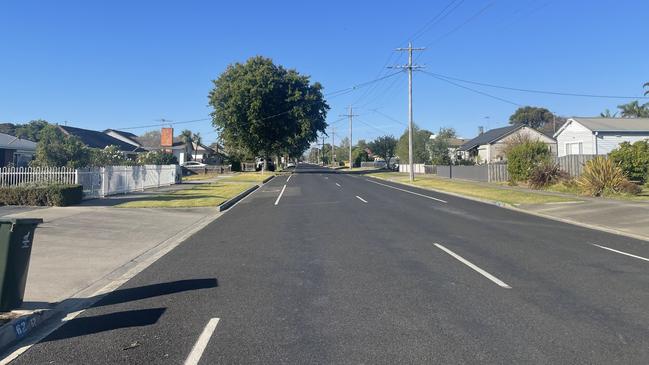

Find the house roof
[[0, 132, 37, 151], [554, 118, 649, 137], [59, 125, 145, 152], [103, 129, 138, 139], [458, 125, 522, 151], [447, 138, 468, 147]]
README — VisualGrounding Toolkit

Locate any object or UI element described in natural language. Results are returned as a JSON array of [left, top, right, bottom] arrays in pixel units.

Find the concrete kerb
[[364, 175, 649, 244], [217, 175, 275, 212]]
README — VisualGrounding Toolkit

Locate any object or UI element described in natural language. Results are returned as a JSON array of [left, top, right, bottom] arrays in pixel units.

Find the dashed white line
[[335, 182, 341, 187], [366, 179, 447, 203], [591, 243, 649, 262], [184, 318, 220, 365], [356, 196, 368, 203], [434, 243, 511, 289], [287, 174, 292, 182], [274, 184, 287, 205]]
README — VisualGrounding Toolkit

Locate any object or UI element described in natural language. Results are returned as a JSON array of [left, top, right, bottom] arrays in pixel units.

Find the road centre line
[[434, 243, 511, 289], [274, 184, 287, 205], [287, 174, 292, 182], [184, 318, 220, 365], [365, 179, 447, 203], [356, 195, 368, 203], [335, 182, 341, 187], [591, 243, 649, 262]]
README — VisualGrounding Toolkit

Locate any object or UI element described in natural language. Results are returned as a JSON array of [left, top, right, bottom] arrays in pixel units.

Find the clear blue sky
[[1, 0, 648, 145]]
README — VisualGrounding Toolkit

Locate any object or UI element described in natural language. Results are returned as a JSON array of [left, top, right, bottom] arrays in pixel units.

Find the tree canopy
[[32, 125, 90, 168], [0, 120, 49, 142], [509, 106, 555, 129], [368, 135, 398, 167], [209, 56, 329, 160], [616, 100, 649, 118], [395, 124, 432, 164], [426, 127, 457, 165]]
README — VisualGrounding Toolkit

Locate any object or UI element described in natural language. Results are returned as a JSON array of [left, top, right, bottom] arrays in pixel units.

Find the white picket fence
[[0, 165, 181, 199], [0, 167, 77, 186]]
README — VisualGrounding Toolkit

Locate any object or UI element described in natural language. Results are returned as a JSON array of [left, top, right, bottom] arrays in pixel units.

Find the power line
[[325, 71, 403, 99], [421, 70, 521, 106], [118, 118, 212, 131], [425, 71, 649, 100], [369, 109, 407, 127], [424, 1, 496, 47], [410, 0, 466, 42]]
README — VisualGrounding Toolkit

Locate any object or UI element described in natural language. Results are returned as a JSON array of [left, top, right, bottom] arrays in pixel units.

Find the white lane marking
[[366, 179, 447, 203], [184, 318, 220, 365], [434, 243, 511, 289], [335, 182, 341, 187], [356, 196, 368, 203], [324, 176, 329, 180], [591, 243, 649, 262], [274, 184, 287, 206], [287, 174, 292, 182]]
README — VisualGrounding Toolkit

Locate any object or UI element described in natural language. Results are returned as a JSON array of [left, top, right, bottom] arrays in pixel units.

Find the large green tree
[[509, 106, 555, 129], [209, 56, 329, 164], [395, 124, 432, 164], [368, 135, 398, 167], [32, 125, 90, 168], [426, 127, 457, 165]]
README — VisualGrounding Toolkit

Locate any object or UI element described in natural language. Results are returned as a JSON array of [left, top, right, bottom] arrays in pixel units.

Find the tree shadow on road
[[14, 279, 218, 347]]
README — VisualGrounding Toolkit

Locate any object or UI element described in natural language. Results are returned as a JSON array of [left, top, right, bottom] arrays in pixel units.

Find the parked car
[[255, 158, 275, 171], [285, 162, 296, 169], [182, 161, 207, 167]]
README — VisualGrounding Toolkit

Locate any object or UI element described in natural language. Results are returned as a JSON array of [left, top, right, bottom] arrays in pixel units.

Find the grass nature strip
[[116, 173, 272, 208], [367, 172, 579, 205]]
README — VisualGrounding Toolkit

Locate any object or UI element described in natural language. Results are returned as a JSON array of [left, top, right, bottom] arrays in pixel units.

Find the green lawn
[[367, 172, 580, 205], [116, 172, 272, 208]]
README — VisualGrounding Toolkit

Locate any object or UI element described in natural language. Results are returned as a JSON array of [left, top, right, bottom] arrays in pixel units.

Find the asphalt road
[[9, 164, 649, 364]]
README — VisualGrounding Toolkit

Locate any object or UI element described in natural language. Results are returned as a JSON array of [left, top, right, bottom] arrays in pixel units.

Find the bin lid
[[0, 218, 44, 225]]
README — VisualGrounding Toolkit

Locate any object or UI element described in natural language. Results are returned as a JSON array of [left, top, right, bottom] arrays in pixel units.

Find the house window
[[565, 142, 582, 155]]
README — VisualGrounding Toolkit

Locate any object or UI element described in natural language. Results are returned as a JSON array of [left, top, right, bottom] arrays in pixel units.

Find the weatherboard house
[[554, 117, 649, 157], [457, 124, 556, 163]]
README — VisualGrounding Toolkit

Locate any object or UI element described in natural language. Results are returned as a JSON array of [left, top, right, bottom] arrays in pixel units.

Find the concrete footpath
[[519, 198, 649, 242]]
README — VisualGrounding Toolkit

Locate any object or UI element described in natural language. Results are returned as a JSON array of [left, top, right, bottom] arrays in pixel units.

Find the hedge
[[0, 184, 83, 206]]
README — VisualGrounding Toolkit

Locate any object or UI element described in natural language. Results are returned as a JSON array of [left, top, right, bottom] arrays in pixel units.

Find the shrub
[[619, 180, 642, 195], [506, 141, 551, 182], [576, 157, 628, 196], [0, 184, 83, 206], [609, 140, 649, 184], [528, 162, 569, 189], [137, 151, 178, 165]]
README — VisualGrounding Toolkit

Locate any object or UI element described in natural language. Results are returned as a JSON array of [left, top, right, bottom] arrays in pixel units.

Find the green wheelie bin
[[0, 218, 43, 312]]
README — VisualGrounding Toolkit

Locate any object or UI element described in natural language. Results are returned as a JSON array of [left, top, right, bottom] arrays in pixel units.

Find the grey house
[[0, 132, 37, 167]]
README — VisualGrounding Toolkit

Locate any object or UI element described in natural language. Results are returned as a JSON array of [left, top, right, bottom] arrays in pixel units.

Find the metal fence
[[398, 163, 427, 174], [0, 167, 77, 186]]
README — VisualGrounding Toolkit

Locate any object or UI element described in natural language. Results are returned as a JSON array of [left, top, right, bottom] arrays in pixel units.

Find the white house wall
[[556, 120, 596, 157], [596, 133, 649, 155], [488, 127, 557, 162]]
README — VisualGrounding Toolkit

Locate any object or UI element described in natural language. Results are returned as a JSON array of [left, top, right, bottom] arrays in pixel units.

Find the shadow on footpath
[[20, 278, 218, 344]]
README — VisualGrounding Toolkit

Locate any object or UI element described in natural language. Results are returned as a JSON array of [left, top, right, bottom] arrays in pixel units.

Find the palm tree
[[192, 132, 202, 161], [599, 109, 617, 118], [617, 101, 649, 118], [180, 129, 193, 162]]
